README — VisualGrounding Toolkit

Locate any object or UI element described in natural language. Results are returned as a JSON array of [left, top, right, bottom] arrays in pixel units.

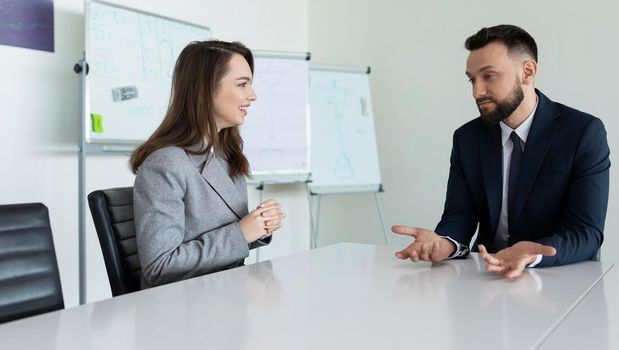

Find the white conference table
[[0, 243, 612, 350], [538, 263, 618, 349]]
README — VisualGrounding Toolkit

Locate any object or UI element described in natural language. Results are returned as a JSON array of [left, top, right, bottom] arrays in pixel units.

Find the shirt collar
[[500, 97, 538, 146]]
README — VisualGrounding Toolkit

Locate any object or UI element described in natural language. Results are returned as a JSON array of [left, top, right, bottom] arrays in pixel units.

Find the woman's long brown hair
[[130, 40, 252, 178]]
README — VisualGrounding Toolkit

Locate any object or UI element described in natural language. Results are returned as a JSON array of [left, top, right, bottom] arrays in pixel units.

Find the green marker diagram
[[321, 79, 356, 179]]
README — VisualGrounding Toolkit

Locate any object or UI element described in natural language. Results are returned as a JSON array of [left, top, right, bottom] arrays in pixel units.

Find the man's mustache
[[476, 97, 496, 105]]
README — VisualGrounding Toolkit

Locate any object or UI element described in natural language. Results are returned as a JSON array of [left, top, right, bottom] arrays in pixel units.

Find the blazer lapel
[[185, 147, 247, 219], [480, 123, 503, 235], [511, 91, 562, 226], [202, 154, 247, 219]]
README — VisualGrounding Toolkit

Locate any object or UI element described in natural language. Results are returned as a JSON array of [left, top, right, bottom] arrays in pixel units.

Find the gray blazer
[[133, 146, 270, 288]]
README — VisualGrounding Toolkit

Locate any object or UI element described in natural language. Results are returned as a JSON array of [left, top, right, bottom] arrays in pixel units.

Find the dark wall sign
[[0, 0, 54, 52]]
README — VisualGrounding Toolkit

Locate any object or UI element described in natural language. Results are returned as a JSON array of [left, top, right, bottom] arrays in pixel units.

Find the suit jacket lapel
[[511, 91, 562, 226], [185, 147, 247, 219], [480, 123, 503, 235]]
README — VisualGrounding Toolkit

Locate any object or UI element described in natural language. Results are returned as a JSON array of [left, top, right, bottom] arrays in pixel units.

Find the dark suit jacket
[[435, 90, 610, 267]]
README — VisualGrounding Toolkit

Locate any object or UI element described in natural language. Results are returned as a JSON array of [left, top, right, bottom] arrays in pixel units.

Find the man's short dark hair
[[465, 25, 538, 62]]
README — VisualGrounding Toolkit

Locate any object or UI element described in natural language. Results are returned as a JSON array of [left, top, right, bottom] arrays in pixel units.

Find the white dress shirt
[[444, 99, 543, 267]]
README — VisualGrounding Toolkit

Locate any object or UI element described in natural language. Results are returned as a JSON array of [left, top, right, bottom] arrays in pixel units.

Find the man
[[393, 24, 610, 278]]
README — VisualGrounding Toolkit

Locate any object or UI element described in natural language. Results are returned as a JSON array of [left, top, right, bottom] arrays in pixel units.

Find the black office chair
[[88, 187, 141, 296], [0, 203, 64, 323]]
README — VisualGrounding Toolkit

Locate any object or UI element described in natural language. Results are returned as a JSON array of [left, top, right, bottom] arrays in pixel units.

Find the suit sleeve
[[250, 236, 271, 249], [536, 118, 610, 267], [134, 153, 250, 287], [233, 175, 271, 250], [434, 130, 479, 257]]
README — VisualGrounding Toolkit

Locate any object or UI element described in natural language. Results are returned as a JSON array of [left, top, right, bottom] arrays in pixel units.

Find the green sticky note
[[91, 113, 104, 133]]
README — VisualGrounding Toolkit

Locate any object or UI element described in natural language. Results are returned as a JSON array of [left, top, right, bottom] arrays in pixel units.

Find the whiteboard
[[308, 66, 382, 194], [85, 0, 212, 144], [241, 53, 311, 184]]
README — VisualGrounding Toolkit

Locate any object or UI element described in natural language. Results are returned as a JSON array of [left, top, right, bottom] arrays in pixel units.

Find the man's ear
[[522, 60, 537, 85]]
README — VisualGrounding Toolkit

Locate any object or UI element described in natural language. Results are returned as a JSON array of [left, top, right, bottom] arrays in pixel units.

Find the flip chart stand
[[306, 184, 390, 249]]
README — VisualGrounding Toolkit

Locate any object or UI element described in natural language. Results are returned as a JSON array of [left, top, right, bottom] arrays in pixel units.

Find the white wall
[[308, 0, 619, 261], [3, 0, 618, 308], [0, 0, 309, 306]]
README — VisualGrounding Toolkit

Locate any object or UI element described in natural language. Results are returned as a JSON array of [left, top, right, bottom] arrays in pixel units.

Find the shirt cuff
[[527, 254, 543, 268], [441, 236, 469, 259]]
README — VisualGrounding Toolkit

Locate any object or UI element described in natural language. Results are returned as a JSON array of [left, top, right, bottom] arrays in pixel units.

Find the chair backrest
[[0, 203, 64, 323], [88, 187, 141, 296]]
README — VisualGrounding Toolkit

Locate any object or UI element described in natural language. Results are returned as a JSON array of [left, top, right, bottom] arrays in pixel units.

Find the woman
[[130, 40, 285, 288]]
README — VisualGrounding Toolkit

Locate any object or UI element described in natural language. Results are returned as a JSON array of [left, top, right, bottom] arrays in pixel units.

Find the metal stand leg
[[78, 147, 86, 304], [374, 192, 390, 245], [314, 195, 322, 248], [255, 183, 264, 263], [76, 56, 87, 305], [305, 183, 319, 249]]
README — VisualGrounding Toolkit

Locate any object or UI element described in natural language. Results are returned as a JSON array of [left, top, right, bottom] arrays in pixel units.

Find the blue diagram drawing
[[321, 79, 356, 179]]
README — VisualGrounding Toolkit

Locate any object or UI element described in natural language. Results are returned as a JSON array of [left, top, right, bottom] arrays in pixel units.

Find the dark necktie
[[508, 131, 523, 228]]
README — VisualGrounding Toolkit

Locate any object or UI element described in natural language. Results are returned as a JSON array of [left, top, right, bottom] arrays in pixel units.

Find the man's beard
[[477, 81, 524, 125]]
